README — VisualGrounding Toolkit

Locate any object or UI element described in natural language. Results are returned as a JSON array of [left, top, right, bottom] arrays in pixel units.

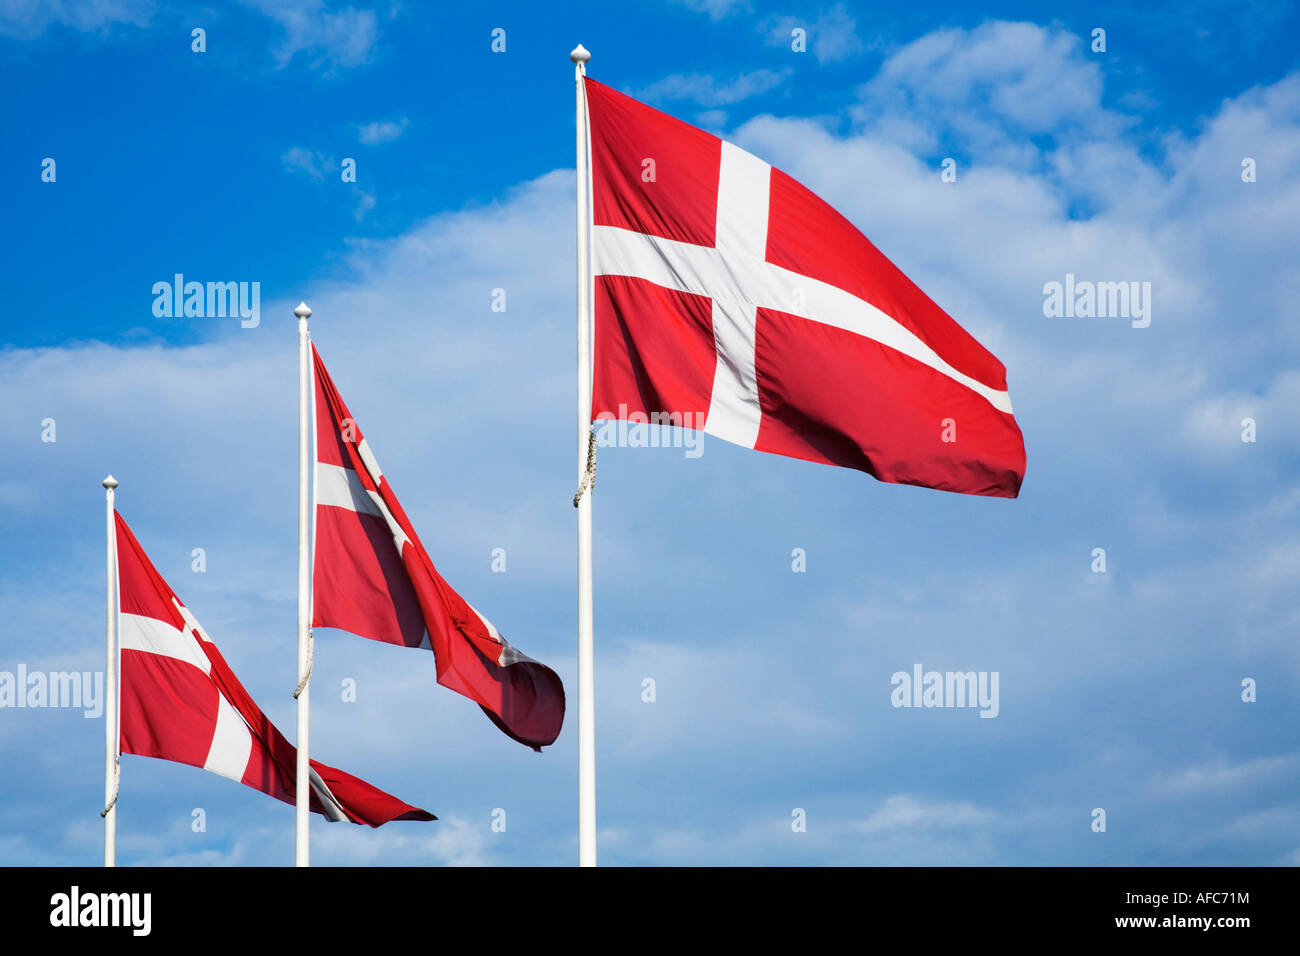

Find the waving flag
[[115, 512, 433, 827], [310, 346, 566, 751], [584, 77, 1026, 496]]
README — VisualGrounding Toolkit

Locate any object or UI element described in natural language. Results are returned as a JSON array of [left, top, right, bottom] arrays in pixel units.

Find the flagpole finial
[[294, 302, 312, 320], [102, 475, 118, 490], [570, 44, 590, 65]]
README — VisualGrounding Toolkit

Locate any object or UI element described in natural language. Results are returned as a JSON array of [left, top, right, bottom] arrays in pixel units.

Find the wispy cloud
[[669, 0, 750, 22], [849, 795, 998, 836], [634, 68, 791, 109], [1144, 755, 1299, 799], [1, 0, 389, 71], [282, 146, 374, 220], [354, 190, 377, 221], [236, 0, 384, 69], [280, 145, 332, 180], [357, 117, 408, 144], [0, 0, 153, 40], [762, 4, 871, 64]]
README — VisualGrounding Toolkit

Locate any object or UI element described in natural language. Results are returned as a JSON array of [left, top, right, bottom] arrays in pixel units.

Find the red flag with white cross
[[584, 77, 1026, 496], [310, 345, 566, 751], [115, 512, 434, 826]]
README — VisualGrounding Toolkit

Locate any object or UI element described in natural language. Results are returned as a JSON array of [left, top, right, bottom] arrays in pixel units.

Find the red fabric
[[752, 308, 1025, 496], [587, 78, 720, 246], [115, 513, 434, 826], [591, 274, 717, 421], [311, 346, 566, 751], [314, 505, 427, 648], [119, 651, 217, 769]]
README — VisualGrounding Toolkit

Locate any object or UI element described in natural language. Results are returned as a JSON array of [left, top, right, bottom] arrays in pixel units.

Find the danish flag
[[114, 512, 433, 826], [585, 78, 1026, 496], [310, 346, 566, 751]]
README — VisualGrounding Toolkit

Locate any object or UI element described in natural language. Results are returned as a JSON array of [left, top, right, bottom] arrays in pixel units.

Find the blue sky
[[1, 0, 1298, 865]]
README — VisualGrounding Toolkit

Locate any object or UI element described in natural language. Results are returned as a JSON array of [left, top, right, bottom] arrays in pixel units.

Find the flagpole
[[570, 43, 597, 868], [102, 474, 118, 867], [294, 301, 313, 867]]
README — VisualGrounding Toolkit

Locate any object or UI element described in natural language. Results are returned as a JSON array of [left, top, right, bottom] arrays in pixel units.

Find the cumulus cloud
[[852, 21, 1117, 163]]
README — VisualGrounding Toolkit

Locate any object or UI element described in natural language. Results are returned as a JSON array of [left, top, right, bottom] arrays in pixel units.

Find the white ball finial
[[102, 475, 118, 489], [570, 44, 590, 65], [293, 301, 312, 320]]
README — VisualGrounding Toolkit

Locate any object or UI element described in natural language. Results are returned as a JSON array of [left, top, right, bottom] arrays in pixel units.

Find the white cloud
[[853, 21, 1115, 162], [282, 147, 374, 217], [635, 68, 791, 108], [670, 0, 749, 22], [312, 815, 497, 866], [280, 145, 331, 180], [353, 189, 376, 221], [849, 794, 997, 835], [0, 0, 153, 40], [599, 795, 999, 865], [1144, 755, 1299, 799], [0, 0, 387, 71], [695, 108, 728, 131], [1179, 370, 1300, 458], [763, 4, 870, 64], [357, 117, 408, 144], [236, 0, 382, 69]]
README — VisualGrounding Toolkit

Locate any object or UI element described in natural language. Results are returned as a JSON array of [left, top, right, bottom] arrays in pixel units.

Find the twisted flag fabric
[[115, 513, 434, 826], [584, 77, 1026, 497], [310, 346, 566, 751]]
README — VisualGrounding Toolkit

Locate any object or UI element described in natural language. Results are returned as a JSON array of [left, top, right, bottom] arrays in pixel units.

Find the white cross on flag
[[114, 512, 434, 826], [584, 78, 1026, 496]]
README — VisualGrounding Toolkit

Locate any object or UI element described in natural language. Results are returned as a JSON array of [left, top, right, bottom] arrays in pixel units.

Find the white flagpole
[[570, 43, 597, 868], [102, 474, 118, 867], [294, 301, 313, 867]]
